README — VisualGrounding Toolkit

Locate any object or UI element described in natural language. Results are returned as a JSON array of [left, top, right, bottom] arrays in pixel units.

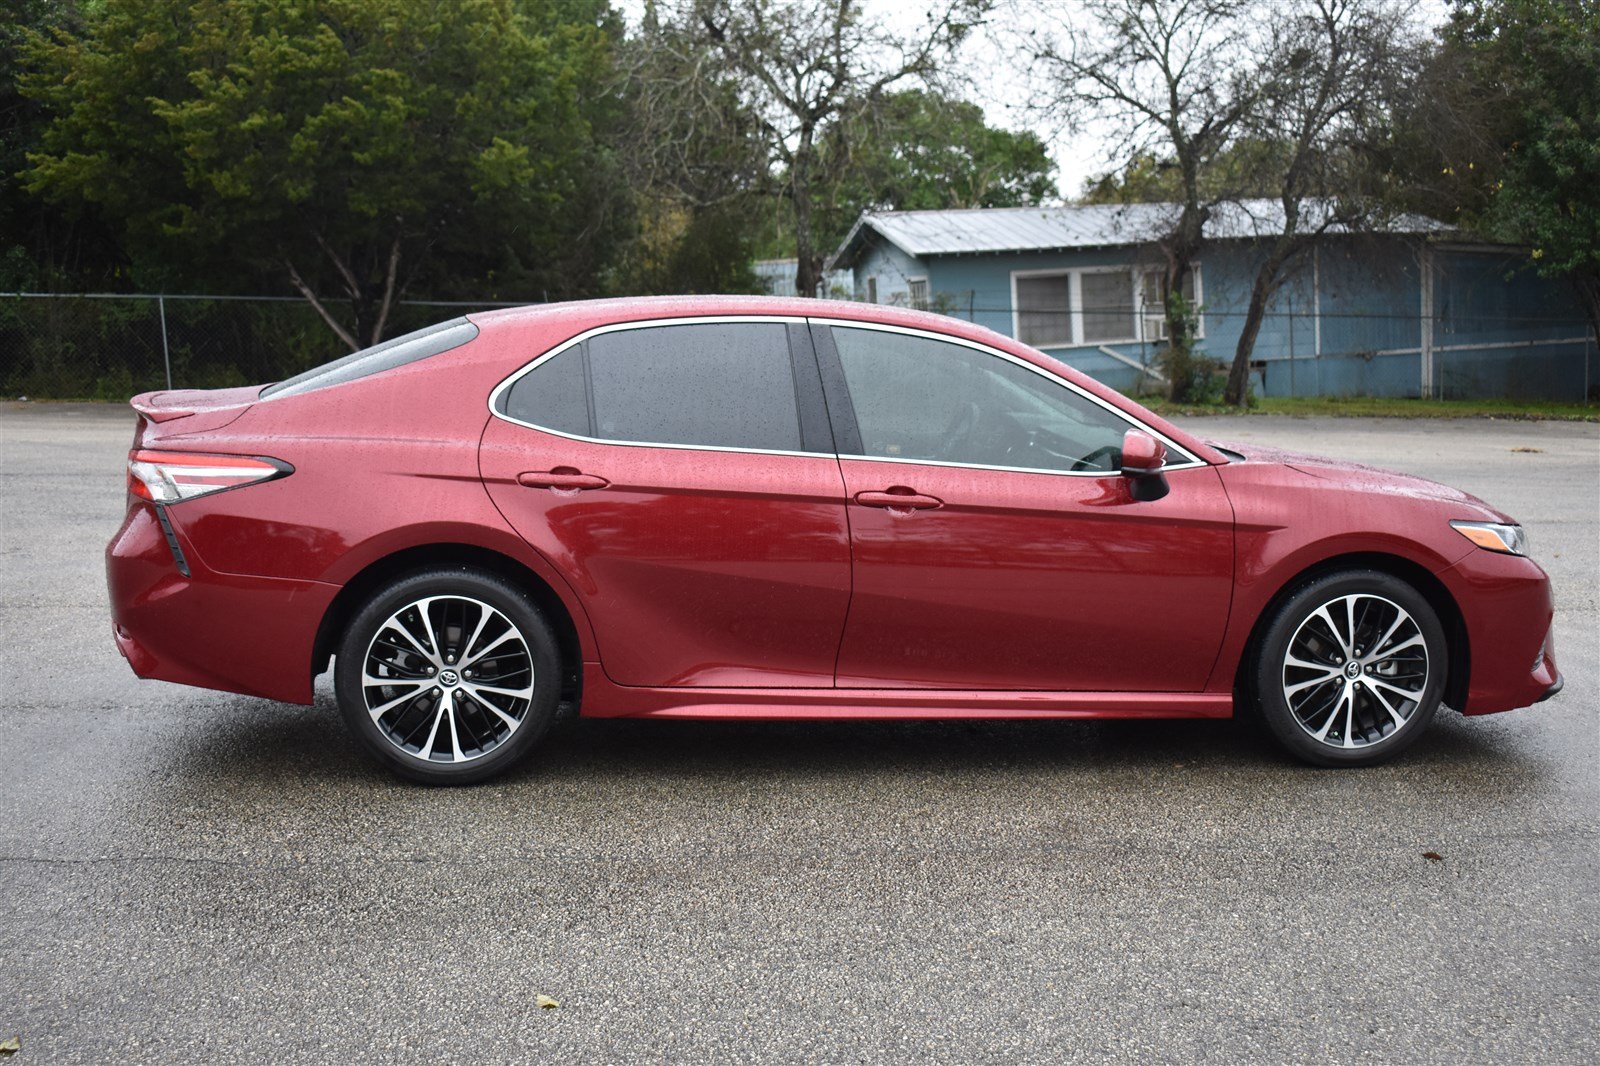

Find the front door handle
[[517, 468, 609, 491], [855, 488, 943, 511]]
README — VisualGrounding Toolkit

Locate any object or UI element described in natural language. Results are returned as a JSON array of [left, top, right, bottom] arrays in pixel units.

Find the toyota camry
[[107, 296, 1562, 783]]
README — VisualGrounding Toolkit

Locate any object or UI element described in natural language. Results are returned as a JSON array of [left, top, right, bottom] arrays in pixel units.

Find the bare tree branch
[[285, 259, 360, 352]]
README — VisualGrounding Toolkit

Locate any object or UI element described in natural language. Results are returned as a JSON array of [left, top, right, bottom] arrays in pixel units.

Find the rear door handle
[[855, 488, 943, 511], [517, 468, 609, 491]]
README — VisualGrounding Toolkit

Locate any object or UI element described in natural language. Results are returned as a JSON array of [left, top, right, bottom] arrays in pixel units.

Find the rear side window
[[500, 321, 805, 452], [261, 317, 478, 399]]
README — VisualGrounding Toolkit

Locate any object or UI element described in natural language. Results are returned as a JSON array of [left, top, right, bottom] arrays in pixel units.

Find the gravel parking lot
[[1, 403, 1595, 1063]]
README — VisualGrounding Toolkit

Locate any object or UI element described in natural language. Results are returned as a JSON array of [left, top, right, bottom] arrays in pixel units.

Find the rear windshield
[[260, 317, 479, 399]]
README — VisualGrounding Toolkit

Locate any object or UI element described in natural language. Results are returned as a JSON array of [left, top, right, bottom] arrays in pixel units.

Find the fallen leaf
[[0, 1035, 18, 1056], [1422, 851, 1444, 862], [1510, 447, 1543, 453], [536, 994, 560, 1010]]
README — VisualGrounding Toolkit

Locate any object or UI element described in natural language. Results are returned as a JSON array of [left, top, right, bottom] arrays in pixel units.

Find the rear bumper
[[106, 502, 337, 705], [1437, 548, 1562, 715]]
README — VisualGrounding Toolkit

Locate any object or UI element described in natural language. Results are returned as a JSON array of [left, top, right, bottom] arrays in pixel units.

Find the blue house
[[827, 201, 1597, 401]]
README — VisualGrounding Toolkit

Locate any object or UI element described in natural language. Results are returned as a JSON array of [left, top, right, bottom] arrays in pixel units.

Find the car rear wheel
[[1254, 569, 1448, 767], [334, 567, 561, 784]]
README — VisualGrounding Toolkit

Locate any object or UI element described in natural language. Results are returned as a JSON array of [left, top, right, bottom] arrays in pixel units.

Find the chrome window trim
[[486, 315, 824, 459], [486, 312, 1205, 474]]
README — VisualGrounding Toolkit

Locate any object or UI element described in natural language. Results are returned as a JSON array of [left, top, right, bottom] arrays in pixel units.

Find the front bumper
[[106, 501, 338, 705], [1436, 546, 1562, 715]]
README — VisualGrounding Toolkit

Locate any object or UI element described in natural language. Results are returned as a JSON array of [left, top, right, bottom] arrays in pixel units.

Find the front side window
[[830, 326, 1138, 473], [501, 321, 804, 452]]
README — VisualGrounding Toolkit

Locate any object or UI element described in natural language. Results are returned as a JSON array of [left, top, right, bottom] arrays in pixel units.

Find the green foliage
[[1446, 0, 1600, 285], [1383, 0, 1600, 334], [20, 0, 627, 345], [818, 89, 1056, 247]]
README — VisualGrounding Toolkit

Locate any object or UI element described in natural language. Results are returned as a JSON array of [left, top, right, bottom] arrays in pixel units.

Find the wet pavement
[[1, 403, 1596, 1062]]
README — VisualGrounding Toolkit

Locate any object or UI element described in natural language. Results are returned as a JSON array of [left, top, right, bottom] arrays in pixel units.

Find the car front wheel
[[1254, 569, 1448, 767], [334, 567, 562, 784]]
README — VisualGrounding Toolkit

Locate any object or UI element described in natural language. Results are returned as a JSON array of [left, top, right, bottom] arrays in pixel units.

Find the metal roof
[[828, 200, 1449, 269]]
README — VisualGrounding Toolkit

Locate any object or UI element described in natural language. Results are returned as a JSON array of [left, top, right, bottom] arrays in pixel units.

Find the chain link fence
[[0, 293, 518, 400], [2, 290, 1595, 402]]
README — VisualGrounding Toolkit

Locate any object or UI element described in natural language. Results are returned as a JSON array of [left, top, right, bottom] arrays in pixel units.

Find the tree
[[21, 0, 626, 349], [817, 88, 1056, 245], [0, 0, 124, 290], [640, 0, 985, 298], [1018, 0, 1264, 401], [1220, 0, 1409, 406], [1384, 0, 1600, 343]]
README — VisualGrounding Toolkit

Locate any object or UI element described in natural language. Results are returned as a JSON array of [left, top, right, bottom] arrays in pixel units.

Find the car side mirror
[[1120, 429, 1170, 501]]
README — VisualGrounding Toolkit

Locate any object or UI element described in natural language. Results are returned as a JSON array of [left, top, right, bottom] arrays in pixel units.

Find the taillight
[[127, 450, 290, 503]]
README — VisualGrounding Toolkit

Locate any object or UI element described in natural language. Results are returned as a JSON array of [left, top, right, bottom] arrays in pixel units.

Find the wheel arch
[[1234, 551, 1470, 712], [312, 542, 587, 704]]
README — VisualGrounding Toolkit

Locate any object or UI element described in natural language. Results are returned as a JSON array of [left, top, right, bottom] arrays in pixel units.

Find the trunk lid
[[130, 386, 258, 443]]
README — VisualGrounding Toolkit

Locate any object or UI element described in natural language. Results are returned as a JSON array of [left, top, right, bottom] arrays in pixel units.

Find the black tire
[[334, 566, 563, 785], [1253, 569, 1448, 767]]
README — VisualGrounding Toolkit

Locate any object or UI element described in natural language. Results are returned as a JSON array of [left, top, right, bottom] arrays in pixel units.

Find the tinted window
[[503, 344, 589, 436], [831, 327, 1136, 473], [502, 321, 804, 452], [262, 317, 477, 398]]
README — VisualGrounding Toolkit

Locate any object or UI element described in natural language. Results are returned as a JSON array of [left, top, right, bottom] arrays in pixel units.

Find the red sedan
[[107, 297, 1562, 783]]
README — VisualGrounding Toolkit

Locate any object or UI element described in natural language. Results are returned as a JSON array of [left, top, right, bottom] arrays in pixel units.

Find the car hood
[[1209, 439, 1514, 523]]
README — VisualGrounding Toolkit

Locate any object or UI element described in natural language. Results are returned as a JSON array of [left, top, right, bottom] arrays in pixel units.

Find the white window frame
[[1009, 266, 1142, 349], [906, 276, 930, 311], [1138, 264, 1205, 342]]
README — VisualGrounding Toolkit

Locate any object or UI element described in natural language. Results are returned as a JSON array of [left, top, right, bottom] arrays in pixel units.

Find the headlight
[[1451, 520, 1528, 556]]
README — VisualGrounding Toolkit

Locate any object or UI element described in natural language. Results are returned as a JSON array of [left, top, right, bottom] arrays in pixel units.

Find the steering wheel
[[1071, 444, 1121, 473], [937, 401, 982, 461]]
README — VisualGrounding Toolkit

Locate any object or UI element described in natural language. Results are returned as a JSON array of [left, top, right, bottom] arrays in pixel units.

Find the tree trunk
[[1225, 239, 1303, 407], [791, 130, 821, 299], [1224, 269, 1275, 407]]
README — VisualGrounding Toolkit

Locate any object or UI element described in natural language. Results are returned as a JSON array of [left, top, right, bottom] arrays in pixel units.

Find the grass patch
[[1138, 395, 1599, 422]]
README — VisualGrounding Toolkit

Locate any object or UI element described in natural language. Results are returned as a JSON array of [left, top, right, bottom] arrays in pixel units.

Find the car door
[[480, 318, 851, 688], [814, 321, 1234, 692]]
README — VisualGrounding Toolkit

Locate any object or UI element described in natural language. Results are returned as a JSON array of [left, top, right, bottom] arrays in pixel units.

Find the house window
[[1080, 270, 1138, 343], [1014, 268, 1142, 348], [866, 276, 878, 304], [1016, 274, 1072, 347], [1140, 267, 1202, 341], [907, 277, 930, 311]]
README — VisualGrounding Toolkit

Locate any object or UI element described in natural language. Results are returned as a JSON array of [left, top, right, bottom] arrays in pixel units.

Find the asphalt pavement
[[1, 403, 1596, 1063]]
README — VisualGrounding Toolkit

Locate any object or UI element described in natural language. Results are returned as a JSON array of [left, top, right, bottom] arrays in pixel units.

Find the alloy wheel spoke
[[1312, 686, 1350, 742], [463, 632, 522, 669], [1367, 683, 1408, 728], [465, 682, 534, 701], [1286, 673, 1339, 697], [1312, 605, 1349, 657], [443, 691, 464, 763], [460, 688, 521, 732], [1368, 675, 1425, 701], [389, 614, 438, 666], [1370, 634, 1425, 662], [461, 605, 497, 663], [368, 685, 427, 723], [417, 697, 446, 760]]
